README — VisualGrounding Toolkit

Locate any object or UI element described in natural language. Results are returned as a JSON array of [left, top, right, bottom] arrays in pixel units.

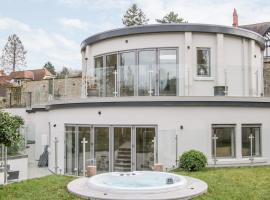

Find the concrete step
[[117, 155, 131, 159], [115, 162, 131, 167]]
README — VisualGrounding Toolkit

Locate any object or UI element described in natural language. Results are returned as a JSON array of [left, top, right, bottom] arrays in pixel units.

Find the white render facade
[[5, 24, 270, 176]]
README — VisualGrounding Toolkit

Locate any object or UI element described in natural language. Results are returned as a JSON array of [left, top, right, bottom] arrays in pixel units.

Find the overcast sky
[[0, 0, 269, 71]]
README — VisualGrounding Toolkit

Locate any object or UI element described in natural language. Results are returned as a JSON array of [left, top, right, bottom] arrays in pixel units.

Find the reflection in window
[[65, 126, 76, 175], [106, 54, 117, 97], [242, 125, 261, 157], [92, 57, 103, 97], [138, 50, 156, 96], [94, 127, 110, 173], [159, 49, 177, 96], [197, 48, 210, 77], [136, 127, 155, 171], [119, 52, 135, 96], [212, 125, 235, 158]]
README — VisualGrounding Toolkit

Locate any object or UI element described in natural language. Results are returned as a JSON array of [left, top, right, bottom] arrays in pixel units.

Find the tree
[[44, 62, 56, 75], [122, 4, 149, 26], [0, 111, 24, 184], [1, 34, 27, 73], [156, 11, 187, 24], [57, 66, 70, 78]]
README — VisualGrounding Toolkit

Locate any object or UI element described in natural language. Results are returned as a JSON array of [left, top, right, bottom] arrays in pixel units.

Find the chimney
[[232, 8, 238, 27]]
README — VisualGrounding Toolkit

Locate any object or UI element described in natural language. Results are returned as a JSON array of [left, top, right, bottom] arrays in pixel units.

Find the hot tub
[[67, 171, 208, 199], [87, 171, 187, 194]]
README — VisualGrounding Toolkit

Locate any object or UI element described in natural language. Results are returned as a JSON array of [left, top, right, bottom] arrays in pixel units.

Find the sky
[[0, 0, 269, 71]]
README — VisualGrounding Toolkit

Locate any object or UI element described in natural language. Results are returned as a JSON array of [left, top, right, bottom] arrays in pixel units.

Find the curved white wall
[[82, 32, 264, 97]]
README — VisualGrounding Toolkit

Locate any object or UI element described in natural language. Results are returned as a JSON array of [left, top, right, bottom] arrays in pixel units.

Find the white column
[[249, 40, 256, 96], [235, 124, 242, 159], [184, 32, 193, 96], [242, 39, 249, 96], [216, 34, 225, 86]]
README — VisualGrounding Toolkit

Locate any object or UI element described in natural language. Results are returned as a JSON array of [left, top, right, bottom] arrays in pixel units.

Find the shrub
[[179, 150, 207, 171]]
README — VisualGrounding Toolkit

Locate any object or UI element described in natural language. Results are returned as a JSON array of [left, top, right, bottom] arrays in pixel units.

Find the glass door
[[138, 50, 157, 96], [94, 127, 110, 173], [113, 127, 132, 172], [136, 127, 155, 170], [78, 127, 91, 176], [106, 54, 117, 97], [65, 126, 76, 175]]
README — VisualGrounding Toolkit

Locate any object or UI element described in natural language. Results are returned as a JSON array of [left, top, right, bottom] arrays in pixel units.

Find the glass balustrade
[[87, 64, 179, 97]]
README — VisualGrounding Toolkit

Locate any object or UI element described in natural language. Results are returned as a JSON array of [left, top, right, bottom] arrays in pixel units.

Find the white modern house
[[5, 23, 270, 176]]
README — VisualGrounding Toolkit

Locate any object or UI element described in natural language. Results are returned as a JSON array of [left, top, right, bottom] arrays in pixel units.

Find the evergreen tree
[[122, 4, 149, 26], [57, 66, 70, 78], [1, 34, 27, 72], [156, 11, 187, 24], [44, 62, 56, 75]]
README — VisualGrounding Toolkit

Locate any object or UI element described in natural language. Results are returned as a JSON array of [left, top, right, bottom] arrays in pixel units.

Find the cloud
[[59, 18, 89, 31], [0, 17, 80, 70]]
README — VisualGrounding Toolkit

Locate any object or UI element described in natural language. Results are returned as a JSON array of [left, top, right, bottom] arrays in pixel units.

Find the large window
[[197, 48, 210, 77], [92, 48, 178, 97], [159, 49, 177, 96], [105, 54, 117, 97], [242, 125, 261, 157], [119, 52, 136, 96], [138, 50, 157, 96], [93, 57, 104, 97], [212, 125, 235, 158]]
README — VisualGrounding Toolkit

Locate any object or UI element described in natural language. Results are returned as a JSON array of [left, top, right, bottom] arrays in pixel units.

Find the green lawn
[[0, 166, 269, 200]]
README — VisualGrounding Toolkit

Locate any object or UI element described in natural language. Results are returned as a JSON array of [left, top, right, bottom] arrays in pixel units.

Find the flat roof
[[26, 96, 270, 112], [81, 24, 265, 51]]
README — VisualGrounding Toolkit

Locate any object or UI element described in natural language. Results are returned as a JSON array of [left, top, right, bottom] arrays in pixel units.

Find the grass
[[0, 166, 269, 200], [0, 175, 80, 200], [174, 166, 270, 200]]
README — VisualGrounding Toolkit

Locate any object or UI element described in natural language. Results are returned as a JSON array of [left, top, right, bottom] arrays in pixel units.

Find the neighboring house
[[0, 70, 12, 108], [239, 22, 270, 58], [9, 68, 54, 86], [4, 68, 55, 107], [239, 21, 270, 96]]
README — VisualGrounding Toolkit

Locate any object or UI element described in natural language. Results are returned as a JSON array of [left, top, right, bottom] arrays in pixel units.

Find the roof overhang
[[81, 23, 265, 51]]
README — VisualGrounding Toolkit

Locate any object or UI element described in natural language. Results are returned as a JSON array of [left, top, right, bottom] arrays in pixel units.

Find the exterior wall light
[[187, 46, 190, 50], [180, 125, 184, 130], [98, 111, 102, 115], [125, 40, 128, 43]]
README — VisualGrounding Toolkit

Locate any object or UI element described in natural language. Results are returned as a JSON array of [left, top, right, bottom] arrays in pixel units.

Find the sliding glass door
[[113, 127, 132, 171], [159, 49, 177, 96], [119, 52, 136, 96], [136, 127, 155, 170], [65, 126, 76, 175], [94, 127, 110, 173], [65, 126, 91, 176], [138, 50, 157, 96], [106, 54, 117, 97], [65, 125, 156, 175]]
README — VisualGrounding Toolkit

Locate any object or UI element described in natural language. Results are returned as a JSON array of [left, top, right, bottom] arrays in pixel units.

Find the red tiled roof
[[9, 68, 54, 81], [9, 71, 34, 80]]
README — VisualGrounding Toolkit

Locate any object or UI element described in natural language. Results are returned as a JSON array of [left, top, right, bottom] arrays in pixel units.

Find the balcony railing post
[[9, 93, 12, 108]]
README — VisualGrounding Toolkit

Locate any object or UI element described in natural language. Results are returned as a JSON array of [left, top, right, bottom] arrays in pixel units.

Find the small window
[[197, 48, 210, 77], [242, 125, 261, 157], [212, 125, 236, 158]]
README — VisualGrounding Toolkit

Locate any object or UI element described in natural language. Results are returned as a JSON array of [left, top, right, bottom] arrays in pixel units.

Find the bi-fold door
[[65, 125, 156, 176]]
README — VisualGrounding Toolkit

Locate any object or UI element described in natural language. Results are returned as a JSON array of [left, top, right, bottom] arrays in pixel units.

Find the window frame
[[241, 124, 262, 158], [196, 47, 211, 77], [211, 124, 236, 159]]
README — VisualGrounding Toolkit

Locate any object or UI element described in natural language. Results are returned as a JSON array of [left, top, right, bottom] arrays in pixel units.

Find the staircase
[[114, 147, 131, 172]]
